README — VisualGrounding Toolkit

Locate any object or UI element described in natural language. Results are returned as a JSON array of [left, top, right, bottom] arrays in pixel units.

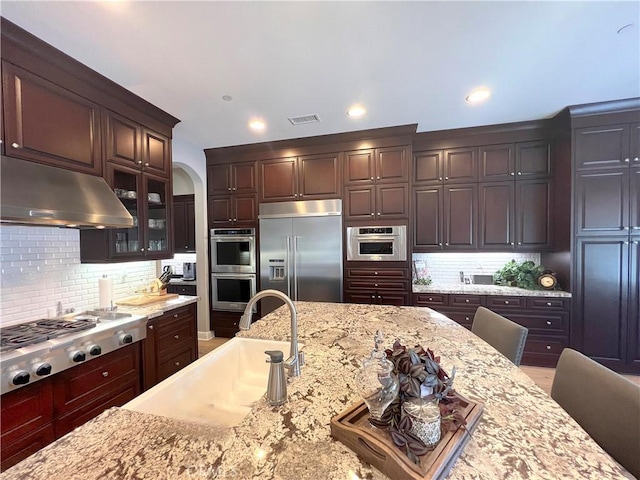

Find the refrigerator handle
[[293, 236, 299, 301], [286, 236, 292, 298]]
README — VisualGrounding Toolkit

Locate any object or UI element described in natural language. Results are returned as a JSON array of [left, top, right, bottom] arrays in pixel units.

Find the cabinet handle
[[174, 335, 180, 340], [465, 299, 469, 303], [144, 162, 149, 167], [374, 272, 378, 275], [510, 242, 514, 246], [370, 176, 374, 180], [546, 345, 552, 350], [374, 283, 378, 287], [633, 226, 640, 230], [428, 297, 433, 301], [517, 242, 522, 245], [376, 176, 380, 180], [228, 187, 232, 191], [148, 325, 154, 330], [137, 160, 143, 165], [377, 212, 381, 216], [510, 172, 515, 176], [102, 371, 109, 377], [624, 158, 630, 163], [504, 300, 509, 304], [175, 362, 180, 367], [546, 302, 552, 306], [370, 213, 375, 216], [233, 218, 237, 222], [11, 142, 19, 148], [438, 243, 443, 247], [445, 242, 449, 246], [633, 157, 639, 162], [465, 316, 470, 321], [174, 314, 178, 318], [546, 321, 552, 325], [517, 172, 522, 175]]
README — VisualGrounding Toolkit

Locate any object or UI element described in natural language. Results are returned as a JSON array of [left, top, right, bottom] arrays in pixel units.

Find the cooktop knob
[[119, 333, 133, 345], [88, 345, 102, 356], [35, 363, 52, 376], [12, 371, 30, 386], [71, 351, 86, 363]]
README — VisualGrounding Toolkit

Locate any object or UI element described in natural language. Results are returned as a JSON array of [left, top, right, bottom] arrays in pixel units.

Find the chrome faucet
[[239, 289, 304, 377]]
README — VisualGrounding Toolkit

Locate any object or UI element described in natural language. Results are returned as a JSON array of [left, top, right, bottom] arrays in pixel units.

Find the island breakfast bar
[[1, 303, 631, 479]]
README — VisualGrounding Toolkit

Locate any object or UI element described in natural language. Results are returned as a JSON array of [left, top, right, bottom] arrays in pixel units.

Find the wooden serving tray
[[330, 392, 483, 480], [116, 293, 179, 306]]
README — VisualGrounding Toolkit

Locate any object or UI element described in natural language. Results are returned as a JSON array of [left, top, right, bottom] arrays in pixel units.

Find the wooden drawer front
[[486, 296, 525, 309], [1, 423, 55, 472], [54, 383, 138, 438], [157, 305, 195, 330], [167, 284, 197, 296], [413, 293, 448, 307], [438, 310, 475, 327], [449, 295, 484, 308], [157, 348, 194, 383], [1, 379, 53, 443], [526, 297, 570, 310], [501, 312, 569, 335], [346, 279, 409, 291], [347, 268, 408, 280], [377, 291, 410, 306], [524, 336, 568, 355], [157, 318, 195, 356], [53, 343, 140, 415]]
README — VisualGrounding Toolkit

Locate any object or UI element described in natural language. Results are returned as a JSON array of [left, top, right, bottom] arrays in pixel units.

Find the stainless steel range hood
[[1, 156, 133, 228]]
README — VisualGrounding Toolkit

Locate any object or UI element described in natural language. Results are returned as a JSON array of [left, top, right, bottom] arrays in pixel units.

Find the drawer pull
[[546, 321, 552, 326], [175, 361, 180, 367], [504, 300, 509, 304], [428, 297, 433, 301], [546, 345, 552, 350], [465, 299, 469, 303], [374, 272, 378, 275], [546, 302, 552, 306], [174, 314, 179, 318], [374, 283, 378, 287], [174, 335, 180, 340], [148, 325, 154, 330], [102, 371, 109, 377], [465, 316, 470, 321]]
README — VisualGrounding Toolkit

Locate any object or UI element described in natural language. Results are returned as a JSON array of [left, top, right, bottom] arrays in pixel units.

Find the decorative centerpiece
[[331, 332, 484, 479]]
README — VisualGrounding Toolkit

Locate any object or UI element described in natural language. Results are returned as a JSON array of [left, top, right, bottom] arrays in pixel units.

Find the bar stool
[[471, 306, 528, 366]]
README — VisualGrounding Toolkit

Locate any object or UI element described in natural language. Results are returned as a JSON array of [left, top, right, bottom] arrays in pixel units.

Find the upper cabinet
[[173, 194, 196, 253], [2, 61, 102, 176], [344, 145, 409, 185], [208, 161, 258, 227], [412, 147, 477, 185], [208, 162, 257, 196], [104, 110, 171, 178], [259, 153, 341, 202]]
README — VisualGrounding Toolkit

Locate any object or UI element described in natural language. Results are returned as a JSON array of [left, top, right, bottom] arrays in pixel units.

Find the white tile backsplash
[[160, 253, 197, 277], [412, 252, 541, 284], [0, 225, 157, 325]]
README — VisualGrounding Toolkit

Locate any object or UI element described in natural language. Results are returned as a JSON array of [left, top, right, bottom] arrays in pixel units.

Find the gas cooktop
[[0, 318, 97, 353]]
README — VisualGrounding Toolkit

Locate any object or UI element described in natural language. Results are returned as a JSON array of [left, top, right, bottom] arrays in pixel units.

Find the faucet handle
[[298, 351, 305, 367]]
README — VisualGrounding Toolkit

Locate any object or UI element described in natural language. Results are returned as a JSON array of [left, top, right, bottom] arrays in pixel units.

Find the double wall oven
[[210, 228, 257, 312]]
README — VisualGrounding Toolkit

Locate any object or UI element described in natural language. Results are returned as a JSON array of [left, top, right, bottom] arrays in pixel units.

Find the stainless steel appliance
[[346, 225, 407, 261], [183, 262, 196, 280], [0, 312, 147, 394], [211, 273, 256, 312], [210, 228, 256, 273], [259, 199, 343, 316]]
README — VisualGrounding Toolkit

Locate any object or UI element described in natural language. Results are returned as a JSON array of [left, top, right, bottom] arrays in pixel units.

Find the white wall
[[172, 167, 195, 195], [0, 225, 157, 326]]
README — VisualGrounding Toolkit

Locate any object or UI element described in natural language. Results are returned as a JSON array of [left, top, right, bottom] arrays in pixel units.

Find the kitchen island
[[1, 302, 630, 479]]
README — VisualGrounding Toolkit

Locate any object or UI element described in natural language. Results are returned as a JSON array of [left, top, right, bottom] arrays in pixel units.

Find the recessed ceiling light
[[249, 119, 266, 131], [95, 225, 105, 229], [222, 95, 233, 101], [466, 88, 491, 103], [347, 106, 366, 117]]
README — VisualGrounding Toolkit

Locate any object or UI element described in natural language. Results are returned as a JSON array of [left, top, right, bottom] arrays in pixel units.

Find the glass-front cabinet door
[[145, 175, 171, 258], [111, 167, 142, 258]]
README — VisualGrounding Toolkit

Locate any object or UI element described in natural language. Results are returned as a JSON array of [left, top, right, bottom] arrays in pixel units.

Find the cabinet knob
[[295, 193, 298, 197], [174, 314, 179, 318], [370, 213, 375, 216], [148, 325, 154, 329], [517, 172, 522, 175], [518, 242, 522, 245], [185, 245, 189, 248], [438, 177, 443, 181], [510, 242, 514, 246], [300, 194, 303, 197], [377, 295, 382, 299], [504, 300, 509, 304], [233, 218, 237, 222], [137, 160, 143, 165], [144, 162, 149, 167], [546, 302, 552, 306], [140, 248, 145, 252], [624, 158, 630, 163], [232, 187, 236, 191], [633, 157, 639, 162], [438, 243, 443, 247], [374, 272, 378, 275], [175, 362, 180, 367], [546, 345, 552, 350], [465, 299, 469, 303], [102, 371, 109, 377], [228, 187, 232, 191], [174, 335, 180, 339], [371, 295, 375, 299], [376, 176, 380, 180], [546, 321, 552, 325], [428, 297, 433, 301], [445, 242, 449, 246], [465, 316, 470, 321], [374, 283, 378, 287], [11, 142, 19, 148], [370, 177, 374, 180], [377, 212, 381, 216], [510, 172, 515, 176], [445, 176, 449, 180]]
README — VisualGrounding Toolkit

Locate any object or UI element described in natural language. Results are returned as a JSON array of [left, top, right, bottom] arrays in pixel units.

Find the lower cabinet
[[142, 304, 198, 390], [0, 342, 141, 471], [413, 293, 570, 367], [345, 267, 411, 306], [166, 283, 197, 296], [213, 310, 243, 338]]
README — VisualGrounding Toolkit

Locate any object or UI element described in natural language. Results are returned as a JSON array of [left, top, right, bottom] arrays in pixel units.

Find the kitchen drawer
[[499, 312, 569, 335], [52, 342, 141, 415], [521, 336, 569, 368], [413, 293, 449, 307], [157, 348, 194, 383], [1, 379, 53, 445], [449, 295, 484, 308], [526, 297, 570, 310], [346, 268, 409, 279], [157, 319, 195, 356], [486, 296, 525, 309], [0, 423, 55, 472], [346, 279, 409, 291], [213, 310, 243, 338], [376, 291, 410, 306], [439, 310, 475, 328], [157, 305, 195, 329], [167, 284, 197, 296]]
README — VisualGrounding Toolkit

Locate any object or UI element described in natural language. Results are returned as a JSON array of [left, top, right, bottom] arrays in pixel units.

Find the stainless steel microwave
[[346, 225, 407, 261]]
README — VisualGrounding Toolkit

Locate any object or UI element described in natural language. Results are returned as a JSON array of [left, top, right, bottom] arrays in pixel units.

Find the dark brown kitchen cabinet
[[344, 268, 410, 306], [413, 150, 445, 184], [208, 194, 257, 227], [574, 123, 639, 170], [412, 148, 477, 185], [80, 164, 172, 261], [479, 144, 514, 182], [478, 141, 551, 182], [575, 169, 629, 235], [142, 304, 197, 390], [259, 153, 341, 202], [344, 183, 408, 220], [173, 194, 196, 253], [413, 186, 444, 249], [344, 145, 409, 185], [444, 184, 476, 249], [208, 161, 257, 196], [212, 310, 243, 338], [167, 283, 197, 296], [2, 61, 102, 175], [1, 379, 55, 472]]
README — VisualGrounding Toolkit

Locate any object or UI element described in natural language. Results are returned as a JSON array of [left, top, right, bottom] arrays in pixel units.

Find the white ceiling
[[1, 1, 639, 153]]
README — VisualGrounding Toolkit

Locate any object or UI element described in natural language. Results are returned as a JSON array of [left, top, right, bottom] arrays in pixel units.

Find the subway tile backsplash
[[160, 253, 197, 277], [412, 252, 541, 285], [0, 225, 157, 325]]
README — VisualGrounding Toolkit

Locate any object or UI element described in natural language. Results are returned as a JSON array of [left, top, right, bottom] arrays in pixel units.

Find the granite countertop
[[3, 302, 627, 480], [413, 283, 572, 298], [115, 294, 199, 319]]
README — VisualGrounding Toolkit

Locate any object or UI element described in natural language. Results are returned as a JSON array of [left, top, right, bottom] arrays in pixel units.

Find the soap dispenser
[[265, 350, 287, 406]]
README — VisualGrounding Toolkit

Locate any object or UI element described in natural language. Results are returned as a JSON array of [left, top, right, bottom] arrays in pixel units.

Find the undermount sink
[[84, 311, 133, 320], [123, 337, 301, 427]]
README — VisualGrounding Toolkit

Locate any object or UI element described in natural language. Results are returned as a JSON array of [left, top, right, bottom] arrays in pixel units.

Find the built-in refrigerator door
[[259, 217, 293, 315], [292, 215, 342, 304]]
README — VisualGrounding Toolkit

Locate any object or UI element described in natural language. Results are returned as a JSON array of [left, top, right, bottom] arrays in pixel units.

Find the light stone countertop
[[413, 283, 572, 298], [2, 302, 627, 480], [114, 294, 199, 319]]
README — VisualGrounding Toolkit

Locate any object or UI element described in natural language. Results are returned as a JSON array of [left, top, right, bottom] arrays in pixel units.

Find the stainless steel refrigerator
[[259, 199, 343, 315]]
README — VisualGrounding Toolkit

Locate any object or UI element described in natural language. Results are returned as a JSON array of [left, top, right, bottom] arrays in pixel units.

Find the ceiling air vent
[[288, 114, 321, 125]]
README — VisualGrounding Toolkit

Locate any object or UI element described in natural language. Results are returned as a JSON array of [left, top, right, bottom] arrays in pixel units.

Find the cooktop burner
[[0, 318, 97, 352]]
